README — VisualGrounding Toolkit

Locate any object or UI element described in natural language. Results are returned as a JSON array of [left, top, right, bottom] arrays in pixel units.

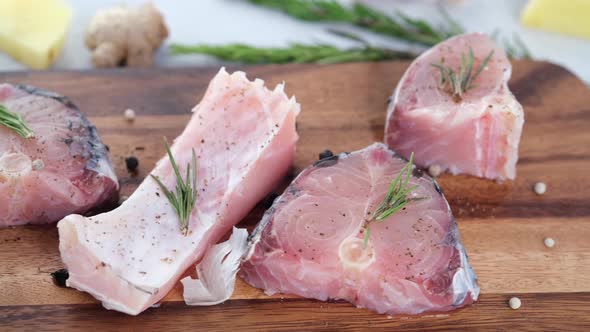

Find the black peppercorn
[[51, 269, 69, 287], [125, 156, 139, 172], [261, 192, 279, 209], [319, 149, 333, 160]]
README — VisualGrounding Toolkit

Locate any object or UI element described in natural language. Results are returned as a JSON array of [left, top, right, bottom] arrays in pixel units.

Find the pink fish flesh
[[385, 33, 524, 180], [241, 143, 479, 316], [58, 68, 300, 315], [0, 84, 117, 226]]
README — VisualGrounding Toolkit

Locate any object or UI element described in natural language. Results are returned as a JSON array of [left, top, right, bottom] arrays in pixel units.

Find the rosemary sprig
[[248, 0, 462, 46], [504, 33, 532, 60], [170, 43, 415, 64], [150, 138, 198, 235], [431, 48, 494, 100], [172, 2, 531, 66], [0, 104, 34, 138], [491, 31, 532, 60], [364, 153, 417, 248]]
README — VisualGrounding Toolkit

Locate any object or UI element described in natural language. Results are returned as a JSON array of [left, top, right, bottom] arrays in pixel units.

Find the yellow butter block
[[0, 0, 72, 69], [521, 0, 590, 40]]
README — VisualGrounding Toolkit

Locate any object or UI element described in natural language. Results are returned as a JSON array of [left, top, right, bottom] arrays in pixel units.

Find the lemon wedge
[[522, 0, 590, 40]]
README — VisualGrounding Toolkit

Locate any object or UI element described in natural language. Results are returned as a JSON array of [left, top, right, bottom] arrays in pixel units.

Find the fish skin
[[181, 227, 248, 306], [0, 83, 118, 226], [385, 33, 524, 181], [58, 68, 300, 315], [241, 143, 479, 316]]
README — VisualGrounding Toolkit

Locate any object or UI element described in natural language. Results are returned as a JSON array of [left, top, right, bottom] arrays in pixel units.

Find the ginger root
[[85, 2, 168, 68]]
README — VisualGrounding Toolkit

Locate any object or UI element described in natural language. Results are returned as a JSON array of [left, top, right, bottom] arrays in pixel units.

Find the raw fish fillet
[[0, 84, 117, 226], [241, 143, 479, 316], [385, 33, 524, 180], [58, 68, 300, 315]]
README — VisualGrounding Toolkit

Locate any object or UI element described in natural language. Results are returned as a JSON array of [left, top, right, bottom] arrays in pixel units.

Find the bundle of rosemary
[[171, 0, 530, 64]]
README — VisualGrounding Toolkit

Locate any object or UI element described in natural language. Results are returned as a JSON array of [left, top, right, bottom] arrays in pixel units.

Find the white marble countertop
[[1, 0, 589, 83]]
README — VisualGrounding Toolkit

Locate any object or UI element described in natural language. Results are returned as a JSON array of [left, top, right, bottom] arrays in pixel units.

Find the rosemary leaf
[[439, 6, 464, 37], [504, 33, 532, 60], [0, 104, 34, 139], [471, 50, 494, 85], [363, 227, 371, 248], [460, 48, 475, 93], [491, 30, 533, 60], [150, 138, 198, 235], [249, 0, 356, 21], [511, 33, 532, 59]]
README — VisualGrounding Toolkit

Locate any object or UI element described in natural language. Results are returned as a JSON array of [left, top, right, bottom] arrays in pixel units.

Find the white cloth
[[1, 0, 588, 82]]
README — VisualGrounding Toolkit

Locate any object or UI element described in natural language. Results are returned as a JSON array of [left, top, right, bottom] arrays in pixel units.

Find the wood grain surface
[[0, 60, 589, 331]]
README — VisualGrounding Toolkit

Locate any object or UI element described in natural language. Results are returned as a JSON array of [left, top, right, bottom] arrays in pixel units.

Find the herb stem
[[248, 0, 462, 46], [0, 104, 34, 139], [170, 43, 415, 64]]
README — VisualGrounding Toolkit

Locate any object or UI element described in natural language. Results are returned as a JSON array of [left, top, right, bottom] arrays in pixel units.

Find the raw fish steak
[[385, 33, 524, 180], [58, 68, 300, 315], [0, 84, 117, 226], [241, 143, 479, 316]]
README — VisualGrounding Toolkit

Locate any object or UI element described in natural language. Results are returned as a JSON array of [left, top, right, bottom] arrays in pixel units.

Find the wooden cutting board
[[0, 61, 589, 331]]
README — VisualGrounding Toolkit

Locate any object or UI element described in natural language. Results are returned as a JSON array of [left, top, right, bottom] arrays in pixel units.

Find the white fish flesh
[[58, 68, 300, 315], [241, 143, 479, 315], [385, 33, 524, 180], [0, 84, 117, 226]]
